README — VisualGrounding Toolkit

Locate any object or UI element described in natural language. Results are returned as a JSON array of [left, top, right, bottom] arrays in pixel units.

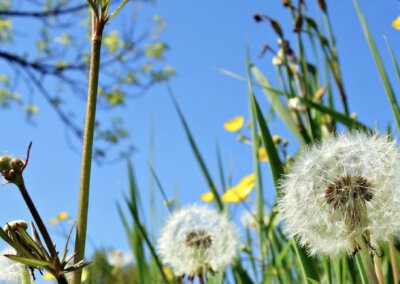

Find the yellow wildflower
[[223, 116, 244, 132], [258, 148, 268, 162], [200, 191, 215, 202], [43, 273, 55, 280], [392, 16, 400, 30], [221, 173, 256, 203], [57, 211, 68, 222]]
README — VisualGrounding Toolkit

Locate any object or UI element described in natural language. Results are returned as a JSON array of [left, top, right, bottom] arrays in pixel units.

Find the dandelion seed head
[[278, 132, 400, 257], [0, 247, 25, 283], [157, 205, 238, 278]]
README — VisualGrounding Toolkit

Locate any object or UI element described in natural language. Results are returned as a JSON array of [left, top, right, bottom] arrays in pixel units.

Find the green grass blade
[[126, 197, 170, 283], [384, 36, 400, 87], [252, 66, 306, 144], [354, 0, 400, 130], [169, 87, 223, 210], [299, 97, 371, 132], [355, 254, 369, 284], [249, 90, 283, 190]]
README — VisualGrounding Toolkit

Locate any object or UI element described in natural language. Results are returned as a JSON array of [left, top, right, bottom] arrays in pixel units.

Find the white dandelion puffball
[[157, 205, 238, 278], [278, 132, 400, 257], [0, 247, 26, 283]]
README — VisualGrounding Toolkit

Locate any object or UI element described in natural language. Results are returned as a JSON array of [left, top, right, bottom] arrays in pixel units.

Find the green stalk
[[20, 266, 32, 284], [389, 240, 399, 284], [73, 11, 106, 284], [358, 238, 379, 284]]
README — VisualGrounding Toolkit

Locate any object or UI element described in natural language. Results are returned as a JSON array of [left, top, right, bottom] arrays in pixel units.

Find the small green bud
[[0, 155, 11, 172], [10, 158, 25, 172], [4, 220, 28, 233]]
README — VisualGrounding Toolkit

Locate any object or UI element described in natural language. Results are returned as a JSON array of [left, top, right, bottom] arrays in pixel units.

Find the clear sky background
[[1, 1, 400, 282]]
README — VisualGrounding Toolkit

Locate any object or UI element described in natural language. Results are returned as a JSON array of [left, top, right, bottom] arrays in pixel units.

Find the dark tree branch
[[0, 4, 87, 18]]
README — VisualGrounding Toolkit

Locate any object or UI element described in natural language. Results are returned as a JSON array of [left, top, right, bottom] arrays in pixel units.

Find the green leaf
[[5, 254, 51, 269], [299, 97, 371, 131], [108, 0, 129, 21]]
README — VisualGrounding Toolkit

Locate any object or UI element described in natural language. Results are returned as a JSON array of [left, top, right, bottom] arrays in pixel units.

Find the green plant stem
[[15, 178, 67, 284], [73, 12, 106, 284], [389, 240, 399, 284], [20, 265, 32, 284], [358, 239, 379, 284]]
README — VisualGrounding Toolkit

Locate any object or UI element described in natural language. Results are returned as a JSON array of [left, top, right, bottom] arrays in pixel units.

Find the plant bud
[[0, 156, 11, 172]]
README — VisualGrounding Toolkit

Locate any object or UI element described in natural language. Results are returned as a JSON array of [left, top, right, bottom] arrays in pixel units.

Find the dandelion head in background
[[0, 247, 24, 283], [157, 205, 238, 281], [278, 132, 400, 257]]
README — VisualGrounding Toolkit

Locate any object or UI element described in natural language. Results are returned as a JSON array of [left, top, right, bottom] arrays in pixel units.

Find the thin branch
[[0, 4, 87, 18]]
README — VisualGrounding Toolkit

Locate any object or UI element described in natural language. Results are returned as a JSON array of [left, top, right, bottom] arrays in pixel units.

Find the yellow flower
[[43, 272, 55, 280], [392, 16, 400, 30], [200, 191, 215, 202], [221, 173, 256, 203], [223, 116, 244, 132], [57, 211, 68, 222], [258, 148, 268, 162]]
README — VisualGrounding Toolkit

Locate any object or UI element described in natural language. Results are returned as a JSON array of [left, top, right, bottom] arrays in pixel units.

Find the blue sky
[[1, 0, 400, 281]]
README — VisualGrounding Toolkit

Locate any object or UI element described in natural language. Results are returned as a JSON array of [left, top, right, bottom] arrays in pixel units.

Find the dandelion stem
[[373, 254, 384, 284], [358, 238, 379, 284], [73, 10, 106, 284], [199, 274, 205, 284], [389, 239, 399, 284]]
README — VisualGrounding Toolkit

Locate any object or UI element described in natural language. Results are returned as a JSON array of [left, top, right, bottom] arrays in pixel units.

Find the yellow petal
[[43, 273, 55, 280], [221, 185, 254, 203], [393, 16, 400, 30], [57, 211, 68, 222], [201, 191, 215, 202], [223, 116, 244, 132], [238, 173, 256, 186], [258, 148, 268, 162]]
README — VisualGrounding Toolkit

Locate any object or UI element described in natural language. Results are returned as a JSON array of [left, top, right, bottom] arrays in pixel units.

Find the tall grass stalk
[[73, 5, 106, 284]]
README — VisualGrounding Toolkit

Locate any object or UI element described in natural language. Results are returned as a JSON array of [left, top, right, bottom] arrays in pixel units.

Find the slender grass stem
[[389, 240, 399, 284], [72, 11, 106, 284]]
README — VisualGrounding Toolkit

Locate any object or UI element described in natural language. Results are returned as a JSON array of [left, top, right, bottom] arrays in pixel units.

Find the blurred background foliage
[[0, 0, 174, 163]]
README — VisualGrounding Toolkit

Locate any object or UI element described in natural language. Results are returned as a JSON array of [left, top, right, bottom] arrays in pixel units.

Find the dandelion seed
[[157, 205, 238, 280], [278, 132, 400, 257]]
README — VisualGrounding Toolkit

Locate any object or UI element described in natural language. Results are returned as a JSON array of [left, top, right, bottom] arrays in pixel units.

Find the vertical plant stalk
[[358, 238, 379, 284], [73, 10, 106, 284], [389, 240, 399, 284], [15, 178, 67, 284]]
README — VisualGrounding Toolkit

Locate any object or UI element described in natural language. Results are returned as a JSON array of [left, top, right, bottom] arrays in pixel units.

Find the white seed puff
[[278, 132, 400, 257], [157, 205, 238, 278]]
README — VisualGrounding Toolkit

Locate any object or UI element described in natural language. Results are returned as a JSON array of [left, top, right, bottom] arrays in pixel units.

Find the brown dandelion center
[[185, 230, 212, 249], [325, 175, 373, 210]]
